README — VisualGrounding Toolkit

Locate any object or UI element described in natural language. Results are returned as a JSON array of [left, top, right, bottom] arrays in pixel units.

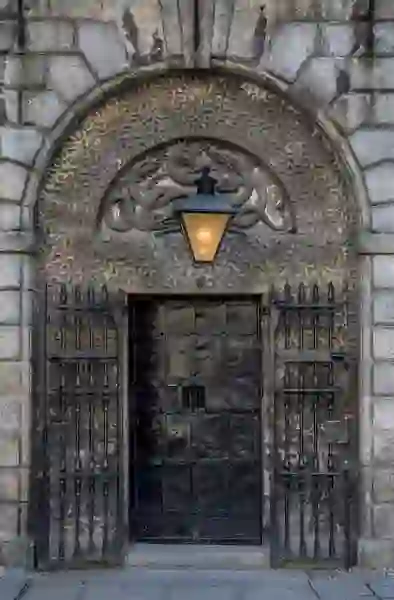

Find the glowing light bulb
[[195, 228, 212, 244]]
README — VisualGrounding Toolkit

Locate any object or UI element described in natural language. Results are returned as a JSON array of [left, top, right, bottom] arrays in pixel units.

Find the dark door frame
[[124, 293, 266, 546]]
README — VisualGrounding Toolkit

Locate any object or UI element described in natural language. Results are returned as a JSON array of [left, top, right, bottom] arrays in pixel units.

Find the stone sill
[[0, 233, 33, 253], [358, 233, 394, 255]]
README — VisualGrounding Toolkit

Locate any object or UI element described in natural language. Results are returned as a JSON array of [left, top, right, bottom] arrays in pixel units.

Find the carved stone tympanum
[[39, 73, 358, 293]]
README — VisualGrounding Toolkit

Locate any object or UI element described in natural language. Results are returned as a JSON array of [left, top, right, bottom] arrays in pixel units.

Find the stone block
[[3, 89, 18, 124], [0, 504, 18, 542], [366, 164, 394, 205], [47, 55, 96, 103], [77, 21, 127, 80], [373, 327, 394, 359], [0, 291, 20, 325], [0, 469, 20, 502], [372, 205, 394, 233], [227, 0, 264, 61], [0, 363, 29, 398], [373, 396, 394, 428], [27, 19, 74, 51], [375, 23, 394, 54], [261, 23, 317, 81], [0, 327, 20, 359], [372, 94, 394, 124], [4, 54, 47, 87], [351, 58, 394, 90], [0, 163, 28, 202], [351, 129, 394, 169], [0, 127, 43, 166], [374, 293, 394, 325], [37, 0, 118, 20], [0, 431, 19, 467], [321, 24, 355, 57], [22, 91, 67, 128], [160, 0, 183, 59], [328, 93, 371, 131], [376, 0, 394, 20], [373, 504, 394, 539], [0, 255, 21, 290], [373, 469, 394, 503], [359, 538, 394, 568], [0, 20, 16, 51], [374, 294, 394, 329], [292, 57, 340, 107], [0, 203, 21, 231], [211, 0, 232, 59], [115, 0, 164, 61], [373, 256, 394, 288]]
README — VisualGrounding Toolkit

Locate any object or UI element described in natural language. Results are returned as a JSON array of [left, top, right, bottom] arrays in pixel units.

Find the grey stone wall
[[0, 0, 394, 567]]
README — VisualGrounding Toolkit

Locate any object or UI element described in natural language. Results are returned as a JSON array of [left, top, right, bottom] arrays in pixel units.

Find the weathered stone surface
[[351, 59, 394, 90], [32, 0, 116, 19], [350, 129, 394, 168], [365, 164, 394, 205], [374, 292, 394, 324], [0, 291, 20, 325], [375, 23, 394, 55], [0, 430, 19, 466], [179, 0, 195, 67], [211, 0, 234, 59], [0, 163, 28, 202], [261, 23, 317, 81], [3, 89, 18, 124], [0, 363, 28, 398], [373, 504, 394, 538], [0, 20, 16, 51], [0, 504, 18, 542], [373, 327, 394, 359], [27, 19, 74, 51], [328, 93, 371, 131], [373, 363, 394, 394], [0, 204, 21, 231], [373, 256, 394, 288], [228, 0, 264, 61], [375, 0, 394, 19], [292, 57, 339, 107], [159, 0, 182, 59], [372, 93, 394, 124], [196, 0, 215, 68], [0, 255, 21, 289], [372, 205, 394, 233], [321, 24, 355, 57], [4, 54, 47, 87], [77, 21, 127, 80], [0, 469, 20, 501], [373, 469, 394, 503], [116, 0, 164, 61], [0, 128, 43, 166], [0, 328, 20, 359], [47, 55, 96, 103], [22, 91, 67, 128]]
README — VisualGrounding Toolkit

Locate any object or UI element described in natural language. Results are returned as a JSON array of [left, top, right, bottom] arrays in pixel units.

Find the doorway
[[128, 296, 263, 545]]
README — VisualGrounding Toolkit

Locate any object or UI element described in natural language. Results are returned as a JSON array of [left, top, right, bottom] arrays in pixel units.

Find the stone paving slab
[[0, 568, 31, 600], [11, 568, 394, 600]]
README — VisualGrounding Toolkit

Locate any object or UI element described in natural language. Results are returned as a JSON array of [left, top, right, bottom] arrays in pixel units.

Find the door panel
[[129, 297, 262, 544]]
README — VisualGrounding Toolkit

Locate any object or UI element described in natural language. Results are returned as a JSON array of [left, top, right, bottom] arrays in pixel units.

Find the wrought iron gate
[[268, 283, 358, 568], [30, 282, 357, 569], [30, 284, 126, 569]]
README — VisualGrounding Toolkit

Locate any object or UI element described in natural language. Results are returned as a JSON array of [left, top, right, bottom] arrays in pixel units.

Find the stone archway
[[30, 71, 361, 569]]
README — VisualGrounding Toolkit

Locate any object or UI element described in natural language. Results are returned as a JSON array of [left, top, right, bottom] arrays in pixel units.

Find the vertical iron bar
[[312, 284, 320, 560], [102, 287, 110, 556], [297, 283, 306, 558], [327, 283, 336, 559], [283, 284, 292, 557]]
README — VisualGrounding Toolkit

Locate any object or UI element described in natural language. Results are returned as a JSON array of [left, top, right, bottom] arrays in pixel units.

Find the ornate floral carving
[[100, 141, 295, 237]]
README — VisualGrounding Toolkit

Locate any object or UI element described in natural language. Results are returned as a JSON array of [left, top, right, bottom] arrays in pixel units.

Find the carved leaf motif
[[100, 141, 295, 236]]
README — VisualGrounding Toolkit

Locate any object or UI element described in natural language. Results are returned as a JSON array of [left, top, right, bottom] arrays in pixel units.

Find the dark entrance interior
[[128, 296, 262, 544]]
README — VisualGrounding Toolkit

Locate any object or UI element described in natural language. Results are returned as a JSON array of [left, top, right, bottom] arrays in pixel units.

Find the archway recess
[[30, 71, 361, 569], [37, 71, 359, 293]]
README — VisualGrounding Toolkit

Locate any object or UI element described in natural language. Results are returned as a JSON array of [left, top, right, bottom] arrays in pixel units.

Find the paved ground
[[3, 568, 394, 600]]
